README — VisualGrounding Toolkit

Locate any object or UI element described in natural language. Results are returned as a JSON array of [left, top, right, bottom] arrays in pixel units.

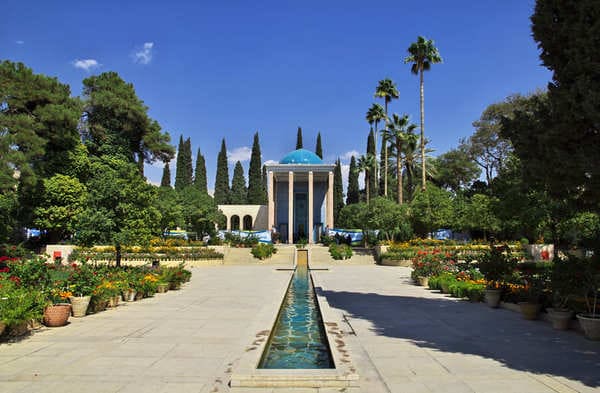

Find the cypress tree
[[333, 158, 344, 224], [174, 135, 185, 190], [315, 132, 323, 159], [214, 139, 230, 204], [160, 162, 171, 188], [347, 156, 359, 204], [262, 164, 267, 199], [296, 127, 303, 149], [230, 161, 247, 204], [367, 129, 378, 197], [194, 148, 207, 194], [183, 137, 193, 186], [247, 132, 267, 204]]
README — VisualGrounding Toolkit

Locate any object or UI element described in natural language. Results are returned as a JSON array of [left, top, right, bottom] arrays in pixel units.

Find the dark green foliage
[[183, 138, 193, 187], [230, 161, 247, 204], [365, 197, 412, 241], [366, 130, 378, 197], [214, 139, 230, 204], [338, 203, 367, 230], [434, 148, 480, 192], [178, 186, 225, 237], [410, 184, 453, 236], [296, 127, 303, 149], [315, 132, 323, 159], [174, 137, 193, 190], [154, 186, 183, 234], [333, 159, 344, 224], [262, 165, 267, 200], [160, 162, 171, 188], [194, 148, 207, 194], [329, 243, 353, 260], [346, 156, 359, 204], [247, 132, 266, 204], [82, 71, 174, 175], [251, 243, 277, 260]]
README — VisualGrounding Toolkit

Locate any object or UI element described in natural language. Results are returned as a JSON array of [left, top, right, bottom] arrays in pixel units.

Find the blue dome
[[279, 149, 324, 164]]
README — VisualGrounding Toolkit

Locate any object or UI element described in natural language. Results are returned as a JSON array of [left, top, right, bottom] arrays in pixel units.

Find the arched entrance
[[231, 215, 240, 230], [243, 215, 253, 230]]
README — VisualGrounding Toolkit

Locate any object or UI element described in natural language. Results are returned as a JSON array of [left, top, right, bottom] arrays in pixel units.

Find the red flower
[[9, 276, 20, 284], [0, 267, 9, 273]]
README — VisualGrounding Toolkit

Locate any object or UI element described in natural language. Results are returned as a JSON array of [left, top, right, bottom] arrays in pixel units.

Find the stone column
[[308, 171, 314, 244], [288, 171, 294, 244], [327, 171, 334, 229], [226, 215, 231, 231], [267, 170, 274, 231]]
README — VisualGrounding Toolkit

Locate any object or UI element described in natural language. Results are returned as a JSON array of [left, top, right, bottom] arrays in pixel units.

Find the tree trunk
[[366, 172, 370, 203], [115, 244, 122, 267], [397, 142, 403, 204], [420, 69, 426, 191], [138, 152, 145, 176], [374, 122, 379, 195], [384, 100, 388, 197]]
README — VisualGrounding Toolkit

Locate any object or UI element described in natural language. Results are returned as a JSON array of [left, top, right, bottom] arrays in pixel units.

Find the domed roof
[[279, 149, 324, 165]]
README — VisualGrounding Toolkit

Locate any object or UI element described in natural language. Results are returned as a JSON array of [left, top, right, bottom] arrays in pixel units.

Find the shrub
[[0, 278, 45, 327], [329, 244, 353, 260], [477, 244, 518, 288], [251, 243, 277, 260]]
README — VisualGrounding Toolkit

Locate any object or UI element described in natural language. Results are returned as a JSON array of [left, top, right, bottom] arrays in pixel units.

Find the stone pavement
[[313, 266, 600, 393], [1, 264, 599, 393]]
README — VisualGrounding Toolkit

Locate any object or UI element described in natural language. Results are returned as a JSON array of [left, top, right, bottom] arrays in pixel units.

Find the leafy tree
[[247, 132, 266, 204], [366, 130, 378, 197], [434, 147, 481, 193], [296, 127, 303, 149], [466, 194, 501, 241], [194, 148, 207, 194], [315, 132, 323, 159], [34, 174, 87, 242], [365, 197, 412, 241], [374, 79, 399, 196], [154, 187, 183, 234], [178, 186, 225, 237], [74, 157, 160, 266], [160, 162, 171, 188], [382, 114, 418, 204], [357, 154, 376, 203], [230, 161, 247, 204], [82, 72, 174, 174], [0, 191, 17, 242], [214, 139, 230, 204], [333, 159, 344, 223], [410, 183, 453, 236], [338, 203, 367, 230], [347, 156, 359, 205], [405, 36, 442, 191]]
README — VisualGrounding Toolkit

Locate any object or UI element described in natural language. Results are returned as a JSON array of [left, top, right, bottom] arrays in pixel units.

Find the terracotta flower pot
[[518, 302, 540, 320], [43, 303, 71, 327], [547, 308, 573, 330], [577, 314, 600, 340], [69, 296, 91, 317], [484, 289, 502, 308]]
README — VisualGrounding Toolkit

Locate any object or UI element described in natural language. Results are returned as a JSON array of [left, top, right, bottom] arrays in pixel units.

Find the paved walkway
[[1, 264, 598, 393]]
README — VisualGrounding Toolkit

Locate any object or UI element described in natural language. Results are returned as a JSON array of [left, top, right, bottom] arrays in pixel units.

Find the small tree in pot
[[547, 256, 580, 330], [575, 256, 600, 340], [477, 244, 517, 308]]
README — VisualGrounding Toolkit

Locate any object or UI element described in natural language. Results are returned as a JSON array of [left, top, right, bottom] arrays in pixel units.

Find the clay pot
[[43, 303, 71, 327], [547, 308, 573, 330]]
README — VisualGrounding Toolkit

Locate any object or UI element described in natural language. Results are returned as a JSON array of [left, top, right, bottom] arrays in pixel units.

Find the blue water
[[258, 262, 334, 369]]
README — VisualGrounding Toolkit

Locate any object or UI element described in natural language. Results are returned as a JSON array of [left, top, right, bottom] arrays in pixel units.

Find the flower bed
[[0, 252, 192, 337], [68, 246, 224, 263]]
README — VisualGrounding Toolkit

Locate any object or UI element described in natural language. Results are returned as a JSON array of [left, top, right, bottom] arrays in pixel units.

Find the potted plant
[[43, 286, 72, 327], [547, 257, 578, 330], [574, 256, 600, 340], [67, 263, 100, 317], [516, 271, 544, 320], [478, 245, 517, 308]]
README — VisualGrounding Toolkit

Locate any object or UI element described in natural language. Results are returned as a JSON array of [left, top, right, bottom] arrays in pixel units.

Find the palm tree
[[405, 140, 436, 199], [404, 36, 442, 191], [357, 154, 376, 203], [374, 79, 399, 197], [366, 103, 386, 188], [382, 114, 418, 204]]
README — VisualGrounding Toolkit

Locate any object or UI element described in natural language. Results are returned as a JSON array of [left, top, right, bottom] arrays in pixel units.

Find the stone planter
[[484, 289, 502, 308], [547, 308, 573, 330], [108, 295, 120, 308], [417, 276, 429, 287], [518, 302, 540, 320], [156, 283, 168, 293], [90, 298, 108, 313], [43, 303, 71, 327], [69, 296, 91, 317], [123, 289, 136, 302], [577, 314, 600, 340], [467, 291, 483, 303], [134, 291, 144, 301]]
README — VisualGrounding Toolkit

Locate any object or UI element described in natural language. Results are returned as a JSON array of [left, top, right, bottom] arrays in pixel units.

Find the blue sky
[[2, 0, 551, 191]]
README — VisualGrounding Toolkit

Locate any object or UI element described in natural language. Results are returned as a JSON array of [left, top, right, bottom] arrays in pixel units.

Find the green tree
[[374, 79, 399, 196], [382, 114, 418, 204], [154, 187, 183, 234], [230, 161, 247, 204], [74, 157, 161, 266], [33, 174, 87, 242], [214, 139, 230, 204], [434, 147, 481, 193], [365, 197, 412, 241], [346, 156, 360, 205], [183, 138, 193, 186], [315, 132, 323, 159], [333, 159, 344, 224], [178, 186, 225, 237], [82, 72, 174, 174], [405, 36, 442, 191], [160, 162, 171, 188], [296, 127, 303, 149], [174, 135, 186, 190], [366, 130, 378, 197], [410, 184, 453, 236], [247, 132, 266, 204], [357, 154, 376, 203], [338, 203, 367, 230], [466, 194, 501, 241], [193, 148, 208, 194]]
